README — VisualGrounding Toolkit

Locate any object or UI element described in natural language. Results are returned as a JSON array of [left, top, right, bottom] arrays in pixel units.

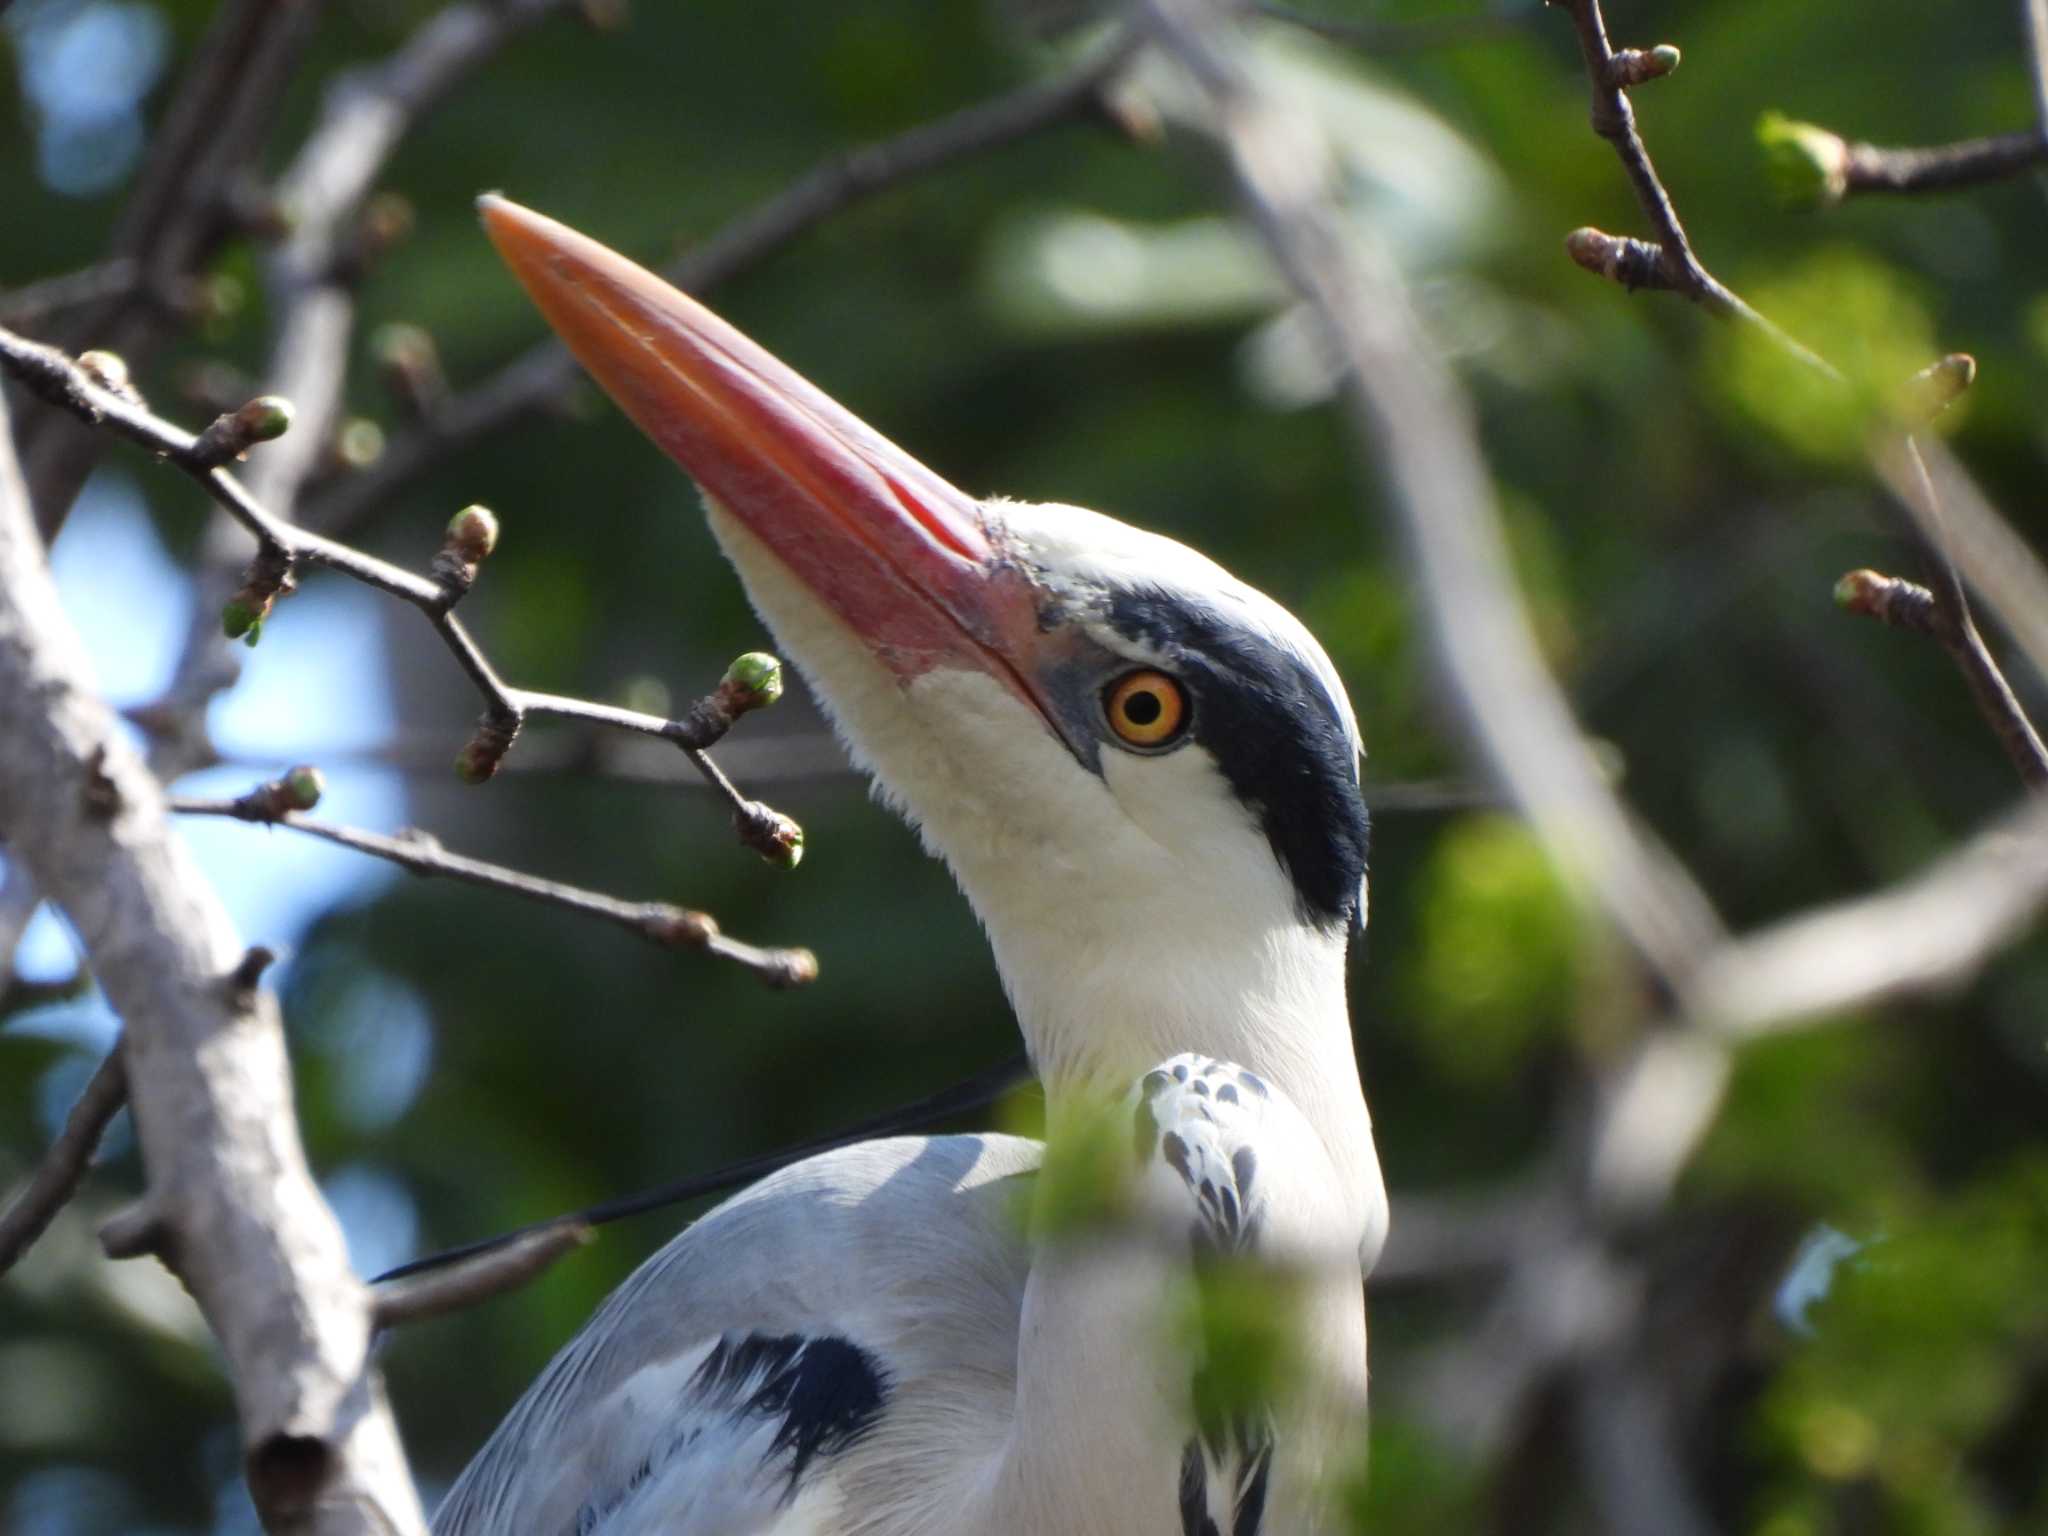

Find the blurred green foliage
[[4, 0, 2048, 1531]]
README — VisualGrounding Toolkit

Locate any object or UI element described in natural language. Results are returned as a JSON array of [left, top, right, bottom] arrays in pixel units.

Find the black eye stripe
[[1105, 588, 1367, 931]]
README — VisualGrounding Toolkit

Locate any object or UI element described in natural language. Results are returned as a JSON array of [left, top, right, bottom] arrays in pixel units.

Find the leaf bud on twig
[[764, 948, 820, 989], [220, 547, 295, 646], [433, 504, 500, 601], [1607, 44, 1680, 88], [1896, 353, 1975, 425], [719, 651, 784, 714], [279, 765, 326, 812], [1756, 112, 1849, 209], [1834, 569, 1939, 636], [736, 802, 804, 868], [455, 714, 520, 784], [1563, 227, 1673, 291], [192, 395, 295, 467], [77, 349, 142, 404], [642, 906, 720, 948]]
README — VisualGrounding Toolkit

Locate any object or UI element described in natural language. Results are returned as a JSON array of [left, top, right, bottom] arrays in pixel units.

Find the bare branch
[[1873, 437, 2048, 788], [0, 1047, 127, 1276], [0, 259, 144, 328], [371, 1221, 592, 1329], [1885, 437, 2048, 706], [0, 377, 424, 1533], [0, 324, 803, 849], [1136, 0, 1725, 986], [1839, 130, 2047, 197], [1544, 0, 2048, 792], [19, 0, 321, 537], [299, 37, 1138, 537], [1546, 0, 1833, 373], [169, 777, 818, 988], [1690, 793, 2048, 1039]]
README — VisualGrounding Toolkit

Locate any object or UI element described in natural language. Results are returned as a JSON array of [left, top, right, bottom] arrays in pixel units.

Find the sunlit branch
[[1544, 0, 2048, 792], [168, 775, 817, 988], [0, 323, 803, 861]]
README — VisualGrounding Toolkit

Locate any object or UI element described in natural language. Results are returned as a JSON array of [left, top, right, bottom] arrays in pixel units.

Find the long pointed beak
[[478, 195, 1046, 693]]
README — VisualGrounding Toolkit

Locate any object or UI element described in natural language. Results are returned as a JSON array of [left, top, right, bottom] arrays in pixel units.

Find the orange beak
[[478, 195, 1047, 691]]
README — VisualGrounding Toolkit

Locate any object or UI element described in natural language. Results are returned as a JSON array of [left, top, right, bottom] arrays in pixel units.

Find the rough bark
[[0, 396, 424, 1531]]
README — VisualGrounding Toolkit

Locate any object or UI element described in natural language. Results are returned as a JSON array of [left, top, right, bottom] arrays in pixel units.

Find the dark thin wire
[[373, 1053, 1036, 1284]]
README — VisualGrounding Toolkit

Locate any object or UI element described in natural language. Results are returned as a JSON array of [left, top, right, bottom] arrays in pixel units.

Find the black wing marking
[[567, 1333, 890, 1535]]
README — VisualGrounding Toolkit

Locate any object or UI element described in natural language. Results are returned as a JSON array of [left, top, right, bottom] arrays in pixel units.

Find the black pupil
[[1123, 687, 1164, 727]]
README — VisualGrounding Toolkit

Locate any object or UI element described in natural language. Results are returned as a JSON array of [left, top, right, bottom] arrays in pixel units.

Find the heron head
[[481, 196, 1369, 1094]]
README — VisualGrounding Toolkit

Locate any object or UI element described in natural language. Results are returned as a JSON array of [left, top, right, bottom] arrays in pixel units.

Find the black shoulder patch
[[690, 1333, 890, 1501], [1107, 588, 1368, 930]]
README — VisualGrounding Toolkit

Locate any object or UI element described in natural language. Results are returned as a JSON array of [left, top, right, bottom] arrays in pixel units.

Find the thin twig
[[0, 260, 144, 328], [0, 1048, 128, 1276], [1547, 0, 1830, 372], [0, 324, 800, 828], [1877, 437, 2048, 787], [142, 0, 587, 784], [167, 785, 817, 987], [299, 36, 1138, 537], [19, 0, 320, 540], [1839, 131, 2047, 197], [1545, 0, 2048, 792], [371, 1221, 591, 1329]]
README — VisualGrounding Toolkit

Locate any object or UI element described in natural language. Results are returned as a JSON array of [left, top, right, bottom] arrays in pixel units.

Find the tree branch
[[19, 0, 320, 538], [0, 1046, 127, 1276], [1137, 0, 1725, 989], [169, 774, 818, 987], [0, 376, 424, 1534], [0, 323, 802, 859], [298, 35, 1138, 538], [371, 1220, 592, 1329], [0, 259, 145, 329], [1839, 130, 2047, 197], [1545, 0, 2048, 793]]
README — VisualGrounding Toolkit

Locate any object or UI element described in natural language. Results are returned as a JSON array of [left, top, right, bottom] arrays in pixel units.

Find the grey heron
[[435, 197, 1388, 1536]]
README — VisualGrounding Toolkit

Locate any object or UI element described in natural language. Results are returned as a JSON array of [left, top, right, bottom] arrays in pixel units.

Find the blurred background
[[3, 0, 2046, 1530]]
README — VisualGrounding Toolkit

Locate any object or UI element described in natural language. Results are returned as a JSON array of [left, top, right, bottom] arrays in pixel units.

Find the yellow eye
[[1103, 670, 1188, 749]]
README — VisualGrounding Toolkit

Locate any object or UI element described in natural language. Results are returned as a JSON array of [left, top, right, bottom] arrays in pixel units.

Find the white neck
[[974, 863, 1383, 1258]]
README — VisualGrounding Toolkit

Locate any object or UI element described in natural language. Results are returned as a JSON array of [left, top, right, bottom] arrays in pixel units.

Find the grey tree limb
[[0, 396, 424, 1529], [1136, 0, 1725, 990]]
